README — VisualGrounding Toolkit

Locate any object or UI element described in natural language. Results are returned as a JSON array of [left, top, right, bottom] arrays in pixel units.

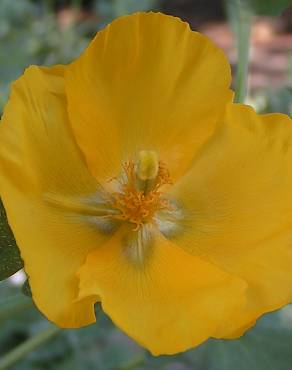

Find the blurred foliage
[[22, 279, 32, 298], [248, 87, 292, 116], [2, 279, 292, 370], [0, 0, 159, 112], [261, 88, 292, 116], [227, 0, 292, 16], [95, 0, 159, 24], [0, 0, 89, 111], [246, 0, 292, 15], [1, 1, 292, 369]]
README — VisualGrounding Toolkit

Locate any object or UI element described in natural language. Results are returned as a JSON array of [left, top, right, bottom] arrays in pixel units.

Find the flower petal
[[170, 103, 292, 335], [65, 12, 233, 182], [78, 225, 247, 355], [0, 66, 111, 327]]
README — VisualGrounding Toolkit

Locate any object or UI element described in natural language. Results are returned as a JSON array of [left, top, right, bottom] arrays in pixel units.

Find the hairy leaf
[[0, 198, 23, 280]]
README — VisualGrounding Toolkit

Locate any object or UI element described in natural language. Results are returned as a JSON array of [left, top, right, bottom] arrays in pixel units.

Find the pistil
[[109, 151, 172, 229]]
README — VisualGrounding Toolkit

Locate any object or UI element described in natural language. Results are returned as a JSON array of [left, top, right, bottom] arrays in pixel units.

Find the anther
[[108, 153, 173, 229]]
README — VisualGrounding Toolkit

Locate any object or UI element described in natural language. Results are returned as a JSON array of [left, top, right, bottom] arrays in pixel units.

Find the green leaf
[[0, 198, 23, 280]]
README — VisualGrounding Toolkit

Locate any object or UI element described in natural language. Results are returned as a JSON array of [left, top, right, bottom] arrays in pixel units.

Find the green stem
[[0, 295, 34, 321], [0, 326, 61, 370], [234, 1, 253, 103]]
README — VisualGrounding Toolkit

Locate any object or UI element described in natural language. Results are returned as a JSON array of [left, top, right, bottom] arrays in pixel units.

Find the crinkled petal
[[170, 103, 292, 336], [0, 66, 112, 327], [78, 225, 247, 355], [65, 12, 233, 182]]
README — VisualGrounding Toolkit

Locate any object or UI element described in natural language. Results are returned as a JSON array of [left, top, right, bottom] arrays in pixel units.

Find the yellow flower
[[0, 12, 292, 355]]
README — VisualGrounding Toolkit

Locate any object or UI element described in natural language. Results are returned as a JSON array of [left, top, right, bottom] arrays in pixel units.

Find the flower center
[[109, 151, 173, 230]]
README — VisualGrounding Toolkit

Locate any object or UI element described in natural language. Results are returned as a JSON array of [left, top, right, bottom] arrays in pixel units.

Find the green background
[[0, 0, 292, 369]]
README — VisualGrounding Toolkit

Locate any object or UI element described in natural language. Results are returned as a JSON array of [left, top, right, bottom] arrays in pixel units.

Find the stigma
[[137, 150, 159, 181], [109, 150, 173, 230]]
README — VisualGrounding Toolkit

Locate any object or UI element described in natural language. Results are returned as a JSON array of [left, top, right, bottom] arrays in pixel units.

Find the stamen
[[46, 152, 178, 238], [108, 151, 173, 229]]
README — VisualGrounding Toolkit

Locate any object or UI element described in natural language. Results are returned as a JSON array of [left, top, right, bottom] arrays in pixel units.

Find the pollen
[[109, 151, 173, 230]]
